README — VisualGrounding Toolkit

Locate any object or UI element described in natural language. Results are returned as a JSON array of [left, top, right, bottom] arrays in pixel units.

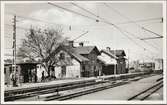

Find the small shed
[[4, 62, 39, 86]]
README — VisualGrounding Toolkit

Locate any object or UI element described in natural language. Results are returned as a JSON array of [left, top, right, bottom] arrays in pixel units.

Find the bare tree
[[18, 26, 68, 75]]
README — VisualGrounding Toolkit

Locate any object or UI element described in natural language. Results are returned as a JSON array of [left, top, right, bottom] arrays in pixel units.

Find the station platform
[[4, 72, 154, 92], [5, 77, 96, 91], [14, 73, 163, 101]]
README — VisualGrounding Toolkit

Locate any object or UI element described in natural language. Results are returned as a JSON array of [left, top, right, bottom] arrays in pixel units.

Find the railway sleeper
[[128, 81, 163, 100], [5, 80, 106, 101], [45, 81, 128, 101]]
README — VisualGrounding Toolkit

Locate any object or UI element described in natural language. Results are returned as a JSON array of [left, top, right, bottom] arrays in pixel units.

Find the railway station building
[[53, 41, 101, 78]]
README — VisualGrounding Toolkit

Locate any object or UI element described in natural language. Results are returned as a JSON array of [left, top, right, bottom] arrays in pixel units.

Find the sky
[[3, 1, 164, 62]]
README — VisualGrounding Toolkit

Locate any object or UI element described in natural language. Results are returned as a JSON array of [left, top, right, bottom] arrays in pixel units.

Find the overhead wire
[[5, 12, 88, 41], [141, 27, 163, 37], [71, 3, 99, 18], [103, 3, 160, 51], [6, 12, 62, 27], [4, 3, 160, 57], [65, 2, 158, 54], [104, 3, 163, 38], [72, 31, 89, 41], [120, 28, 160, 50], [48, 2, 99, 22], [5, 24, 30, 31], [117, 17, 163, 25]]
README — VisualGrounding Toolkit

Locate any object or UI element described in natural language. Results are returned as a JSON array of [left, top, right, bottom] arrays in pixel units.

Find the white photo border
[[1, 0, 166, 104]]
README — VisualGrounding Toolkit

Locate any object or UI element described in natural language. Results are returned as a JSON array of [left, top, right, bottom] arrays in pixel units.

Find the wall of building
[[66, 59, 81, 78], [54, 58, 81, 78], [84, 50, 99, 77], [54, 50, 81, 78], [102, 65, 115, 75], [155, 59, 163, 70], [36, 64, 48, 82], [117, 57, 126, 74]]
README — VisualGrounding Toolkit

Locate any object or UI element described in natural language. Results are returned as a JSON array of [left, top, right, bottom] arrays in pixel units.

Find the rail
[[128, 80, 163, 100], [5, 71, 153, 101]]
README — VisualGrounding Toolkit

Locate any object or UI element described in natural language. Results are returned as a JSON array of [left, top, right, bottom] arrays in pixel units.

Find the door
[[61, 66, 66, 78]]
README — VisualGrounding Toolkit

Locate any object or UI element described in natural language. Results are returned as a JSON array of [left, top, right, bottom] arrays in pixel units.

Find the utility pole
[[128, 49, 130, 73], [13, 15, 16, 66], [114, 49, 117, 75], [152, 57, 154, 71], [12, 15, 17, 87]]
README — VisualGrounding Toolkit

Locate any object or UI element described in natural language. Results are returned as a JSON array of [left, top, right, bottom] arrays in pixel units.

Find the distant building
[[154, 58, 163, 71], [139, 62, 155, 72], [129, 60, 140, 73]]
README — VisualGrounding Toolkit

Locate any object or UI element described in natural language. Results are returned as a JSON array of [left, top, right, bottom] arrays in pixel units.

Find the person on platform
[[10, 70, 18, 87], [41, 71, 45, 82]]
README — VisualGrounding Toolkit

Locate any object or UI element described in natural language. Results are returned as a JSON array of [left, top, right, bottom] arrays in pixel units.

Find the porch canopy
[[97, 55, 117, 65]]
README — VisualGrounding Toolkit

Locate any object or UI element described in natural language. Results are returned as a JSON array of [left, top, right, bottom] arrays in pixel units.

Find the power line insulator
[[161, 18, 163, 23], [96, 19, 99, 22]]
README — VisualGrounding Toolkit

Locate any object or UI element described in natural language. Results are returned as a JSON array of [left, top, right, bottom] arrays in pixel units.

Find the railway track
[[4, 72, 156, 101], [45, 75, 159, 101], [45, 80, 129, 101], [128, 80, 163, 100], [5, 79, 101, 101]]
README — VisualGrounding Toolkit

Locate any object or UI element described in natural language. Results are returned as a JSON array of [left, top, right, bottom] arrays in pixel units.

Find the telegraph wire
[[5, 13, 88, 37], [103, 3, 160, 50], [70, 2, 158, 53], [142, 27, 162, 37], [104, 3, 141, 27], [104, 3, 163, 38], [6, 12, 62, 27], [71, 3, 99, 18], [5, 23, 30, 31], [5, 3, 159, 57], [48, 2, 158, 55], [48, 2, 100, 22], [72, 31, 89, 41], [71, 3, 109, 23], [117, 17, 163, 25], [120, 28, 160, 50]]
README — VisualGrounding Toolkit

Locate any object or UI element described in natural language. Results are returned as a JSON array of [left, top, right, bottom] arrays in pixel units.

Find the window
[[37, 65, 40, 69], [59, 53, 65, 60], [9, 67, 12, 74], [82, 65, 85, 70], [4, 68, 6, 74]]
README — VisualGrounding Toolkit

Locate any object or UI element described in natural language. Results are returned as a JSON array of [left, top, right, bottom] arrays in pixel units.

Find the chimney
[[79, 42, 84, 47], [106, 47, 110, 52], [68, 40, 74, 47]]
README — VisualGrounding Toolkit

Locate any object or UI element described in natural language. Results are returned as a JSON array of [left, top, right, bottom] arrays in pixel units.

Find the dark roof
[[54, 45, 89, 63], [4, 57, 40, 65], [110, 50, 126, 56], [60, 45, 101, 61], [101, 50, 118, 59], [4, 62, 39, 66], [74, 46, 100, 55], [70, 52, 89, 62]]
